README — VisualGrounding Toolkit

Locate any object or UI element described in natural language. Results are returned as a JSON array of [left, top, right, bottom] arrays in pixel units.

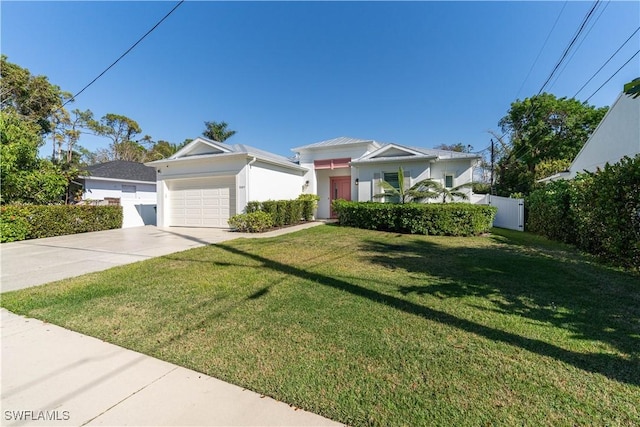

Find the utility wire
[[515, 1, 568, 100], [61, 0, 185, 109], [537, 0, 600, 95], [585, 49, 640, 103], [500, 2, 600, 164], [574, 26, 640, 98], [509, 49, 638, 165], [548, 0, 609, 92]]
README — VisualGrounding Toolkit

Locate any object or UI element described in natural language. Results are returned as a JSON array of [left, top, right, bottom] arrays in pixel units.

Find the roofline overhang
[[350, 155, 438, 165], [145, 152, 307, 173], [79, 176, 156, 185], [536, 171, 571, 183], [291, 140, 379, 152]]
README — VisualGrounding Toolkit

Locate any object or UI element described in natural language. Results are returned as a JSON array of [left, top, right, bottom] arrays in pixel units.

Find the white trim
[[79, 176, 155, 185]]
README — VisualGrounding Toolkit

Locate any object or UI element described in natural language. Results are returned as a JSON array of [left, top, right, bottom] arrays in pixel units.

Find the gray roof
[[229, 143, 304, 168], [292, 136, 379, 151], [83, 161, 156, 182]]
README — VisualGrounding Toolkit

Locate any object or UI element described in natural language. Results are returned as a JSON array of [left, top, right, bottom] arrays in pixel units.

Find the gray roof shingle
[[83, 161, 156, 182]]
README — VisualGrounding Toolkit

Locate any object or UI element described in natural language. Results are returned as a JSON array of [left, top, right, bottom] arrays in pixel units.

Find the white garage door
[[167, 177, 235, 227]]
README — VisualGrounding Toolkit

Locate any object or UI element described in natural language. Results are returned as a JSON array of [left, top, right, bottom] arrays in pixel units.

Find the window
[[122, 184, 137, 199], [445, 175, 454, 188], [383, 172, 400, 203]]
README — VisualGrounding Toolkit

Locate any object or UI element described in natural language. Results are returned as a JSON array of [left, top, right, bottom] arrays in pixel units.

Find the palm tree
[[415, 179, 474, 203], [202, 121, 236, 142], [373, 167, 438, 203]]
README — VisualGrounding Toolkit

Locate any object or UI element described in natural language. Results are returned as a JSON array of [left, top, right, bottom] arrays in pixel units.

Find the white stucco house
[[80, 160, 157, 228], [146, 136, 481, 228], [540, 91, 640, 182]]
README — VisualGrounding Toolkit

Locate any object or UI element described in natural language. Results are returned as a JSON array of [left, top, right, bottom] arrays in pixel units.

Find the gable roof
[[82, 161, 156, 183], [350, 142, 481, 164], [566, 91, 639, 178], [539, 90, 640, 182], [146, 137, 306, 172], [292, 136, 381, 151]]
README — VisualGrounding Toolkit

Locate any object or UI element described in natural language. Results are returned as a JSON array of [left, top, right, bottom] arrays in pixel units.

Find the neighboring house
[[79, 160, 157, 228], [146, 136, 481, 227], [541, 91, 640, 182]]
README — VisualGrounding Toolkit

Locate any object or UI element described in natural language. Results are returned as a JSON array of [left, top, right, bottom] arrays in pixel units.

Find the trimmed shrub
[[0, 204, 123, 242], [527, 179, 575, 243], [527, 155, 640, 269], [251, 197, 314, 228], [332, 200, 497, 236], [245, 201, 262, 213], [297, 194, 320, 221], [228, 211, 274, 233]]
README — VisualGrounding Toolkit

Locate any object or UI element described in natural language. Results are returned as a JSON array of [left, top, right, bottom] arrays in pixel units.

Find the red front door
[[330, 176, 351, 218]]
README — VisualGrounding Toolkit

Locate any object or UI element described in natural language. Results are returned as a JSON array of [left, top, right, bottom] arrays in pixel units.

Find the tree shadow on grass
[[216, 240, 640, 386], [360, 231, 640, 369]]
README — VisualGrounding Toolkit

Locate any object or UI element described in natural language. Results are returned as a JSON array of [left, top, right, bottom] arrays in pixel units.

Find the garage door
[[167, 177, 235, 227]]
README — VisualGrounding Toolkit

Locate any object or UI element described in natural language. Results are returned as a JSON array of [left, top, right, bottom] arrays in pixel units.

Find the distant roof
[[292, 136, 380, 151], [407, 146, 482, 159], [83, 160, 156, 182]]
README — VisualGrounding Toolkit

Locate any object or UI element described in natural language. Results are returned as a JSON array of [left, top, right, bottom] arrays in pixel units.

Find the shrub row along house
[[144, 137, 481, 227]]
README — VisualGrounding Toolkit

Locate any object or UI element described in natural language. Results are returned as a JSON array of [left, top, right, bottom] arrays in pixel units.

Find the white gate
[[474, 194, 525, 231]]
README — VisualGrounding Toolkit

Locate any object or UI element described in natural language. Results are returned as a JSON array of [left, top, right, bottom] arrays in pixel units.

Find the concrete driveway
[[1, 223, 323, 292]]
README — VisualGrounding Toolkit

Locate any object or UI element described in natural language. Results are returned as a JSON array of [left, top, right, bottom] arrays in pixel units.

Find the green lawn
[[2, 225, 639, 426]]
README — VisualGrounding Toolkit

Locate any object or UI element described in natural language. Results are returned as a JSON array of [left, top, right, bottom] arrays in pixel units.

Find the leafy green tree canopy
[[203, 121, 236, 142], [0, 55, 71, 134], [495, 93, 607, 196]]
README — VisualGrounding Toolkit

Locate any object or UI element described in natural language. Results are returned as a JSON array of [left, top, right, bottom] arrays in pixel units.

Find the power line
[[61, 0, 185, 109], [515, 1, 568, 100], [585, 49, 640, 103], [547, 0, 610, 92], [537, 0, 600, 95], [573, 26, 640, 98]]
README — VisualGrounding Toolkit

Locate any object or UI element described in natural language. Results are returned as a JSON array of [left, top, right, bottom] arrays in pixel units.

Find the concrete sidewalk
[[1, 309, 340, 426], [1, 223, 341, 426]]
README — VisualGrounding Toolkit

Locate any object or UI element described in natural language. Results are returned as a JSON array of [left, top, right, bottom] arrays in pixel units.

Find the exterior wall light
[[355, 178, 359, 185]]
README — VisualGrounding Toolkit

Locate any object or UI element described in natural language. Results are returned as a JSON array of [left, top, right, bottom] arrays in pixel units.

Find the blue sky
[[2, 1, 639, 158]]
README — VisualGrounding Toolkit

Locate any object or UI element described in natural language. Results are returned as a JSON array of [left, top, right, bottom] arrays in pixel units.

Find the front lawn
[[2, 225, 639, 426]]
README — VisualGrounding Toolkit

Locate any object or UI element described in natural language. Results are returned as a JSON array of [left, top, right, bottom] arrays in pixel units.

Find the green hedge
[[1, 204, 123, 242], [527, 155, 639, 269], [332, 200, 497, 236], [237, 195, 318, 232], [228, 211, 274, 233]]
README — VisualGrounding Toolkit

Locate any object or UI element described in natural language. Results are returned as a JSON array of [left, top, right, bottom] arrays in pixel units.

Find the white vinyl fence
[[473, 194, 525, 231]]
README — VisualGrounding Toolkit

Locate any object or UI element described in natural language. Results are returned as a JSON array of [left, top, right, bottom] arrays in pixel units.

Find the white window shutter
[[403, 169, 411, 189]]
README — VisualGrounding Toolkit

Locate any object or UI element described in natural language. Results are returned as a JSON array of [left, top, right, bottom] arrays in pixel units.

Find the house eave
[[350, 155, 438, 165], [292, 140, 379, 152], [145, 152, 307, 173], [79, 176, 156, 185]]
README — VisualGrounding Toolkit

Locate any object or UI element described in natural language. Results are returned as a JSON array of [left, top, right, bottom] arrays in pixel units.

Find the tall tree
[[202, 120, 236, 142], [88, 113, 145, 161], [0, 56, 77, 204], [495, 93, 607, 196], [1, 55, 71, 134]]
